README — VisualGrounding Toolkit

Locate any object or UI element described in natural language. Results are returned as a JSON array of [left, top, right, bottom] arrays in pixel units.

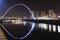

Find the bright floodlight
[[58, 16, 60, 18]]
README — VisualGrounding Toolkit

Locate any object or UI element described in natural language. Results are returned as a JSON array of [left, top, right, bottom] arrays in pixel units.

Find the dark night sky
[[0, 0, 60, 16]]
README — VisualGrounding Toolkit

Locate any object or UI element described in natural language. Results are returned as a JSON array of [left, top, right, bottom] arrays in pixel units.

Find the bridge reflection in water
[[0, 18, 60, 40], [0, 18, 33, 40]]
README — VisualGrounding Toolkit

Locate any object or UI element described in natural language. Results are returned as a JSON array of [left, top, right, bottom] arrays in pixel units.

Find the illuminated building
[[48, 10, 58, 20], [38, 11, 48, 30], [36, 10, 60, 33]]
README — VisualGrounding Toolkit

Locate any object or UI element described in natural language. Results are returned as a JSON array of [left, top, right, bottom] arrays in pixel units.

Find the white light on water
[[49, 24, 51, 31], [38, 23, 47, 30], [53, 25, 56, 32], [58, 26, 60, 33]]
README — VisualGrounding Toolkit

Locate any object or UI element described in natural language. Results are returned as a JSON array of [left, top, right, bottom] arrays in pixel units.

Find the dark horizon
[[0, 0, 60, 16]]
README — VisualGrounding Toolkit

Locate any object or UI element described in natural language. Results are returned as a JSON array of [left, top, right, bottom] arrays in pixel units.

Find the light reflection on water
[[3, 22, 32, 38], [38, 23, 60, 33]]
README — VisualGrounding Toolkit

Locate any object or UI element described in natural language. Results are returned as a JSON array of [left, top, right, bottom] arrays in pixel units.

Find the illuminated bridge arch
[[1, 4, 35, 40]]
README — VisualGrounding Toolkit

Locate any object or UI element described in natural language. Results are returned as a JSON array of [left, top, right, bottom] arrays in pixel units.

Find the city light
[[58, 16, 60, 18], [12, 20, 23, 24]]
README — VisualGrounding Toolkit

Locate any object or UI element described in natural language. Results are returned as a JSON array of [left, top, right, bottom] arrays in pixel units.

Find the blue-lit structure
[[1, 4, 35, 40]]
